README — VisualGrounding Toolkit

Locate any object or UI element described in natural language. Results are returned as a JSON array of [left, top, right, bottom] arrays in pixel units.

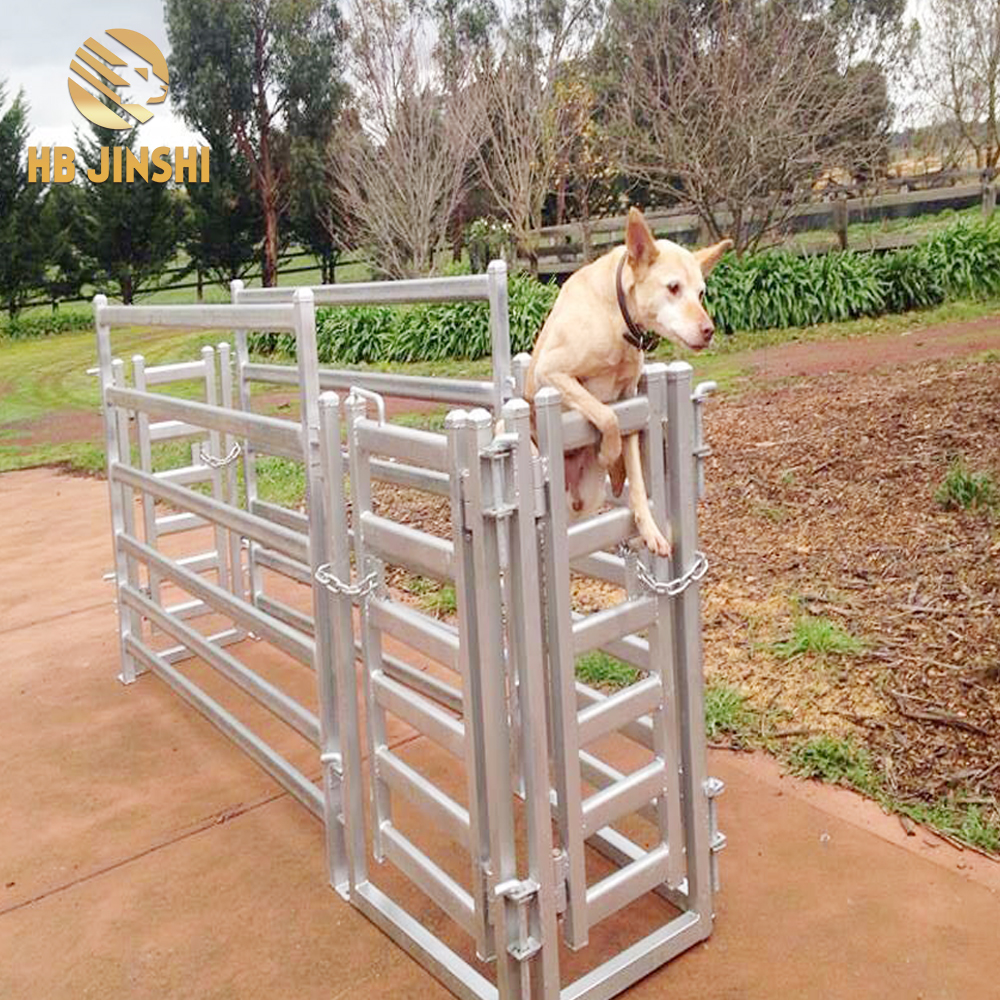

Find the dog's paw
[[639, 519, 672, 558], [597, 427, 622, 469]]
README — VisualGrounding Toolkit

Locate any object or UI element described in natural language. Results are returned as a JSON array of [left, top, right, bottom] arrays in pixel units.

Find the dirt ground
[[4, 311, 999, 828], [370, 317, 1000, 832]]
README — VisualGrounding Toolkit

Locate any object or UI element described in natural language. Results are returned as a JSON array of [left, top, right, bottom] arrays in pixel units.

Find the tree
[[920, 0, 1000, 170], [470, 0, 605, 271], [605, 0, 896, 252], [329, 0, 484, 277], [288, 137, 340, 283], [183, 131, 263, 292], [72, 99, 186, 303], [0, 83, 46, 318], [166, 0, 347, 285]]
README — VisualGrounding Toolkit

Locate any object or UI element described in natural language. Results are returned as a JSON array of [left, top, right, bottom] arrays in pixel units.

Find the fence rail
[[527, 171, 996, 276]]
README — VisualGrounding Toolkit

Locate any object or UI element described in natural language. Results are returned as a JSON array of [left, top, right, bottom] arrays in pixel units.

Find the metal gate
[[96, 267, 724, 1000]]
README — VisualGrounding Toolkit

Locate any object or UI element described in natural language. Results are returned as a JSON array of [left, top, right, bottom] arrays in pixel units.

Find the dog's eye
[[667, 281, 681, 295], [698, 289, 706, 303]]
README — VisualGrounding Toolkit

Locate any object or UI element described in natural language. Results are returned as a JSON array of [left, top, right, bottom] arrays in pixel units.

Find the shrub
[[935, 458, 997, 512], [922, 217, 1000, 299], [0, 308, 94, 340], [250, 272, 558, 364], [873, 247, 945, 313]]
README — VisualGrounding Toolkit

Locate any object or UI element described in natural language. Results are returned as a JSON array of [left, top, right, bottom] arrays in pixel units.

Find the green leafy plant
[[0, 308, 94, 341], [935, 458, 997, 512], [420, 583, 458, 617], [771, 615, 864, 660]]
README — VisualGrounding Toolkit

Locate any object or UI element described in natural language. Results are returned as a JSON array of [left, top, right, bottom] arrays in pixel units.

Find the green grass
[[256, 457, 307, 509], [771, 615, 865, 661], [786, 735, 880, 794], [575, 651, 641, 690], [393, 408, 449, 434], [420, 583, 458, 617], [705, 682, 753, 742], [935, 458, 997, 512]]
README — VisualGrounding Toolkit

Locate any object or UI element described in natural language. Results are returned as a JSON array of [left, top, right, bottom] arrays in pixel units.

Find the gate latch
[[494, 877, 542, 962]]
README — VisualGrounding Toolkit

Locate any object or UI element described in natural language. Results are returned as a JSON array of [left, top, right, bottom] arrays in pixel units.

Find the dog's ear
[[625, 208, 659, 269], [694, 239, 733, 275]]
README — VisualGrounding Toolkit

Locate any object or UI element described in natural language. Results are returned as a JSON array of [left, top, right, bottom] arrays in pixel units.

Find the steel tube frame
[[97, 279, 721, 1000]]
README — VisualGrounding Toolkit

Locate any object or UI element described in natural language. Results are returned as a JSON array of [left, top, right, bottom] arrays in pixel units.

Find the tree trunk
[[121, 273, 133, 305], [262, 198, 279, 286]]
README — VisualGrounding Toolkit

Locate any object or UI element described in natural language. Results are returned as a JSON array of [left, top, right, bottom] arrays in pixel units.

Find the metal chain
[[314, 565, 379, 601], [630, 548, 709, 597], [198, 442, 242, 468]]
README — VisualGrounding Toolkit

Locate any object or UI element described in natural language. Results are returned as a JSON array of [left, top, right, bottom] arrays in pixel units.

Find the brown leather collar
[[616, 255, 659, 352]]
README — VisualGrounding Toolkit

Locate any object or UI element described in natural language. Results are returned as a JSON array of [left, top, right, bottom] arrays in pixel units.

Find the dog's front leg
[[542, 372, 622, 469], [624, 433, 671, 556]]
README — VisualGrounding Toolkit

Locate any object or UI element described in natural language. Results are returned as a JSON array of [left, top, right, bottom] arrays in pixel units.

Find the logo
[[68, 30, 169, 130]]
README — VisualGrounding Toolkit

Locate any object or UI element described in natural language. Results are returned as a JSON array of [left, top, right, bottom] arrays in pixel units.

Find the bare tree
[[471, 0, 605, 271], [920, 0, 1000, 171], [609, 0, 893, 252], [329, 0, 483, 277]]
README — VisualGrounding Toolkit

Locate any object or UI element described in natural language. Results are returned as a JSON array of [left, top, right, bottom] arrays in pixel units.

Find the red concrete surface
[[1, 467, 997, 999]]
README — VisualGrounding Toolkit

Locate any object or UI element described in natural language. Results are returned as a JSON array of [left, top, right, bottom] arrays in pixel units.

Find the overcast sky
[[2, 5, 201, 149], [3, 0, 930, 151]]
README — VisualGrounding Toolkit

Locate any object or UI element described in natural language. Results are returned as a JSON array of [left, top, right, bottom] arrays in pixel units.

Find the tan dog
[[525, 208, 732, 555]]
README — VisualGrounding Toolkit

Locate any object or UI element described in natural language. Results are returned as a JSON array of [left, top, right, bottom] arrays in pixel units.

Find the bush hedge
[[0, 307, 94, 341], [250, 272, 558, 363], [221, 216, 1000, 364]]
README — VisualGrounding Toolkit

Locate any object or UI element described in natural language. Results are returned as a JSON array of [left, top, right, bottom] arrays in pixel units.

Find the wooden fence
[[526, 170, 997, 277], [23, 248, 366, 312]]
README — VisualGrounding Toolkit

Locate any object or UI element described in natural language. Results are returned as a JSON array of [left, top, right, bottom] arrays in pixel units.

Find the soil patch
[[746, 314, 1000, 379], [1, 408, 104, 447], [700, 355, 1000, 807]]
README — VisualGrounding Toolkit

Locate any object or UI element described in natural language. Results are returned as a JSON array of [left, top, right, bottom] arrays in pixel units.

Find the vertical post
[[201, 346, 231, 593], [231, 279, 262, 606], [832, 199, 849, 251], [345, 392, 392, 861], [217, 341, 245, 607], [503, 397, 561, 999], [983, 178, 997, 219], [132, 354, 160, 609], [95, 296, 137, 684], [487, 260, 512, 415], [318, 391, 368, 898], [112, 359, 143, 649], [294, 288, 348, 888], [665, 361, 713, 931], [445, 409, 494, 962], [511, 353, 531, 399], [640, 364, 685, 889], [461, 407, 523, 996], [534, 386, 588, 950]]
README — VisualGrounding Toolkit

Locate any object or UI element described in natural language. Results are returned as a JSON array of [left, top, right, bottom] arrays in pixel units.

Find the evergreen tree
[[0, 82, 46, 318], [184, 130, 262, 291], [72, 97, 185, 303], [166, 0, 347, 286]]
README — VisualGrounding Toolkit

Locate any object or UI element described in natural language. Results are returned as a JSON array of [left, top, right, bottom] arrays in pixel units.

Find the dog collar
[[616, 255, 659, 352]]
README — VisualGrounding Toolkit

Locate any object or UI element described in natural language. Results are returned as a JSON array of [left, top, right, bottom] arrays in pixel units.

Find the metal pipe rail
[[97, 301, 298, 331], [106, 386, 302, 460], [236, 272, 493, 305], [244, 361, 496, 411], [97, 278, 722, 1000]]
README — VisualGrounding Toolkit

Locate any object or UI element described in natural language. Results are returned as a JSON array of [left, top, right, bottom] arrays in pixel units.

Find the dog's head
[[622, 208, 732, 351]]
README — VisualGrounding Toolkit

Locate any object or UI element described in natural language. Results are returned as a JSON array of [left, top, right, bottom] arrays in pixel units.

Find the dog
[[525, 208, 732, 556]]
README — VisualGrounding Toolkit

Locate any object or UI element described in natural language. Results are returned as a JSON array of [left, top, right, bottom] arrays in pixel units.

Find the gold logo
[[68, 30, 169, 130]]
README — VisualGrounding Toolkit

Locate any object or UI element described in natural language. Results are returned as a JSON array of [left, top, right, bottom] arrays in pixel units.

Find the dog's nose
[[701, 322, 714, 342]]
